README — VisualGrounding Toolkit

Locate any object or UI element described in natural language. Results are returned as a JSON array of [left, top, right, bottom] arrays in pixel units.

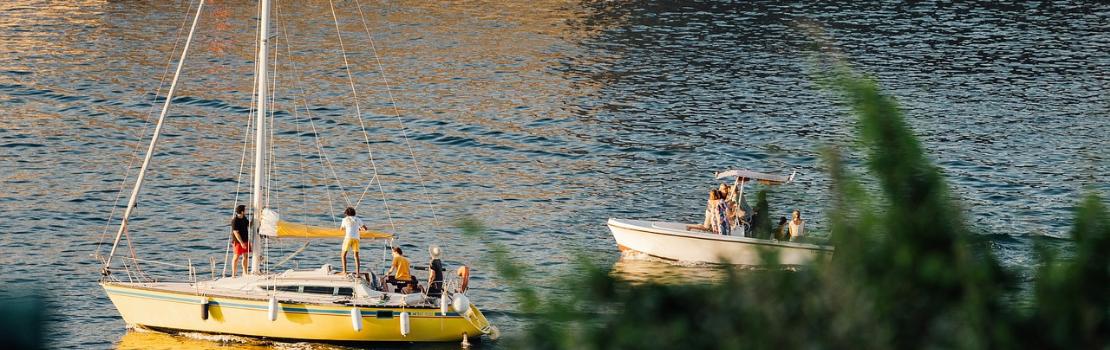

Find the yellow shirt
[[392, 255, 411, 280]]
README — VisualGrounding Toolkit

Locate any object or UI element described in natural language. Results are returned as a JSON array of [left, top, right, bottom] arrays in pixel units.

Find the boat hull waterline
[[607, 218, 834, 265], [102, 283, 489, 342]]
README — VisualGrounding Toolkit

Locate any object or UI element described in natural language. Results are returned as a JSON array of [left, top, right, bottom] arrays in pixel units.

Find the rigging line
[[96, 0, 197, 259], [225, 83, 256, 277], [225, 0, 263, 278], [266, 30, 280, 210], [291, 79, 310, 224], [274, 8, 311, 225], [275, 3, 342, 225], [353, 174, 378, 208], [274, 4, 351, 211], [352, 0, 441, 229], [102, 0, 207, 271], [327, 0, 396, 233]]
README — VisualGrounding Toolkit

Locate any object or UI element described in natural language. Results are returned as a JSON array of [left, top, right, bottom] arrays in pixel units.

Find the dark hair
[[235, 205, 246, 214], [344, 207, 356, 217], [392, 247, 403, 255], [779, 217, 788, 224]]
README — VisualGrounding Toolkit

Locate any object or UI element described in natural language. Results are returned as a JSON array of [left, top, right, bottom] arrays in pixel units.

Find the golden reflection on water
[[116, 329, 286, 350], [609, 255, 734, 286]]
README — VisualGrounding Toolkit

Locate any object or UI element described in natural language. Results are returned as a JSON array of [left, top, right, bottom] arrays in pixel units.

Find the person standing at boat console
[[340, 207, 368, 275], [230, 205, 250, 277]]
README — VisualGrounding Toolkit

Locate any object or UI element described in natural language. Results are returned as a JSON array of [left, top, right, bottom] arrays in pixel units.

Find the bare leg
[[341, 251, 348, 274], [354, 251, 361, 275], [686, 224, 709, 232], [239, 254, 247, 275], [231, 255, 238, 277]]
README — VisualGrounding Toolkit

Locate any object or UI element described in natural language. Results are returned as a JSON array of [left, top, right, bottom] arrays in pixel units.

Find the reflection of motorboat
[[97, 0, 495, 343], [609, 255, 733, 285], [607, 169, 834, 265]]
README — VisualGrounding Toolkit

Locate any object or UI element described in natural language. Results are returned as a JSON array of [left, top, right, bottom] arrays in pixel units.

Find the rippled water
[[1, 0, 1107, 348]]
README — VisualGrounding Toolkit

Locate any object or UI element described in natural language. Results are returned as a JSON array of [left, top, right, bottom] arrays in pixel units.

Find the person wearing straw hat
[[427, 245, 445, 298]]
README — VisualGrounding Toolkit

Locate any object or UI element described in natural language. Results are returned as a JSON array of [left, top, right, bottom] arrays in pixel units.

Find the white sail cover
[[715, 169, 796, 185], [259, 209, 393, 239]]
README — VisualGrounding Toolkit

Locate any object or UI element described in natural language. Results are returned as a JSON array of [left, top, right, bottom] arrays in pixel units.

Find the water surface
[[0, 0, 1107, 348]]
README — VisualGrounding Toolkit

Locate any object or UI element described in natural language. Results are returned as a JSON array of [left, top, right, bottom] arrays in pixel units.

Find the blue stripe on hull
[[104, 286, 462, 317]]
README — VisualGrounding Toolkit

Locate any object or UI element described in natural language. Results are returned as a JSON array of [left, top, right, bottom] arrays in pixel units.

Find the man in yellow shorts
[[340, 207, 367, 275]]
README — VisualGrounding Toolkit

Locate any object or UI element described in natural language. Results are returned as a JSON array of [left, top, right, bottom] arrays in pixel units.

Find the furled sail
[[259, 209, 393, 239]]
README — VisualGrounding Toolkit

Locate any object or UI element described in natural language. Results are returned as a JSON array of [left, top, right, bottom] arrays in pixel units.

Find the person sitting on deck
[[774, 216, 789, 241], [339, 207, 368, 275], [427, 245, 445, 298], [230, 205, 250, 277], [686, 190, 722, 233], [384, 247, 417, 293]]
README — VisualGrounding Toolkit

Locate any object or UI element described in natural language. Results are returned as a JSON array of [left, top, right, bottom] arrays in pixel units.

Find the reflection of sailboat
[[116, 328, 274, 350], [98, 0, 494, 343], [608, 169, 834, 265]]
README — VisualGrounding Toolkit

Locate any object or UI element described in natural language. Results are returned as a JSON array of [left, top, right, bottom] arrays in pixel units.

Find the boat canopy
[[259, 209, 393, 240], [715, 169, 796, 185]]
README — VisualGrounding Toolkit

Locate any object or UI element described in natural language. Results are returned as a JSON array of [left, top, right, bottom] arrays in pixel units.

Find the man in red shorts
[[230, 205, 250, 277]]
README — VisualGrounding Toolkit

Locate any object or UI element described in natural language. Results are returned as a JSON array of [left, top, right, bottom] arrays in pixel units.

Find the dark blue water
[[1, 0, 1107, 348]]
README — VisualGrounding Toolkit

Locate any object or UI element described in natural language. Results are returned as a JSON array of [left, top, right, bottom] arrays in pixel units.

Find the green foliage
[[1028, 194, 1110, 348], [462, 69, 1109, 349]]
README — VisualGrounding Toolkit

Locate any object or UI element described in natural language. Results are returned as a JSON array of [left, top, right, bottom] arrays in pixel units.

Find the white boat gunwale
[[607, 218, 834, 252], [102, 281, 458, 315]]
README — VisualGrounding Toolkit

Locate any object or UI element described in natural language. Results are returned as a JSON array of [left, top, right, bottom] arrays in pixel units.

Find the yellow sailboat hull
[[101, 282, 489, 343]]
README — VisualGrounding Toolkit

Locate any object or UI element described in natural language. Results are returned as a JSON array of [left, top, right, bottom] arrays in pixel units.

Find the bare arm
[[386, 259, 397, 276]]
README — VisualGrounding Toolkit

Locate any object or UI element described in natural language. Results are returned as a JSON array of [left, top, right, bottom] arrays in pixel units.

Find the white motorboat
[[607, 218, 833, 265], [607, 169, 834, 265]]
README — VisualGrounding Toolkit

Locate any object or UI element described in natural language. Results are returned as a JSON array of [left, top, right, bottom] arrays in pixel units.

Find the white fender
[[199, 297, 210, 321], [267, 296, 278, 321], [399, 311, 411, 337], [440, 294, 449, 315], [351, 307, 363, 332], [451, 294, 471, 317]]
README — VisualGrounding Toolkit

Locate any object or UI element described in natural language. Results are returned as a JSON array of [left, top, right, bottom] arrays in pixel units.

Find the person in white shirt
[[788, 209, 806, 241], [340, 207, 368, 275]]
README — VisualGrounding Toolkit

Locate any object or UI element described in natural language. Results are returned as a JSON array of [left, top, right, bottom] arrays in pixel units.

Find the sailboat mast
[[250, 0, 271, 275]]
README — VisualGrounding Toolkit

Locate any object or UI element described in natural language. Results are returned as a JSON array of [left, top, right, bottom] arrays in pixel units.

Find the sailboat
[[98, 0, 496, 343]]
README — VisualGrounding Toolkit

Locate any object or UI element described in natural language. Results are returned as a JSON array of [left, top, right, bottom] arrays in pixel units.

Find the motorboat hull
[[607, 218, 834, 265], [102, 282, 490, 343]]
